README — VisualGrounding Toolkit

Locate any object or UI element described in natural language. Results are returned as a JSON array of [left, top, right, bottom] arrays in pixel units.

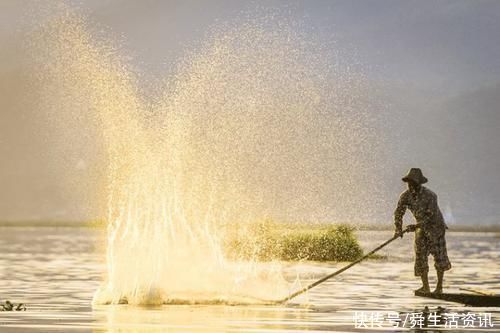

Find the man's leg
[[414, 230, 430, 292], [418, 271, 430, 293], [431, 232, 451, 294], [434, 270, 444, 294]]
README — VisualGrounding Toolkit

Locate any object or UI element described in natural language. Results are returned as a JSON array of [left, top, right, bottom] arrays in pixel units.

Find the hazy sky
[[1, 1, 499, 224], [2, 0, 499, 91]]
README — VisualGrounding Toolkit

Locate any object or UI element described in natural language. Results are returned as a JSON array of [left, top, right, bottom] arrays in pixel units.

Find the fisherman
[[394, 168, 451, 294]]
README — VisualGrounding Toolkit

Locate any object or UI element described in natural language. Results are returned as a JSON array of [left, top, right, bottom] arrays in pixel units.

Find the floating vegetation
[[226, 221, 363, 262], [1, 300, 26, 311], [366, 253, 388, 260]]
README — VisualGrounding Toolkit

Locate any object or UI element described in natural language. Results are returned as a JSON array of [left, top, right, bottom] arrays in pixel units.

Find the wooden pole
[[275, 226, 414, 304]]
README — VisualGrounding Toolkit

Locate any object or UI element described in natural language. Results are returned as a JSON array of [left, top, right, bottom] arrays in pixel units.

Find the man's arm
[[394, 192, 407, 237]]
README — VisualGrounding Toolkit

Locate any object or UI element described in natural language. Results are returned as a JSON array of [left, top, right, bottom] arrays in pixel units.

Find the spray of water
[[29, 9, 378, 305]]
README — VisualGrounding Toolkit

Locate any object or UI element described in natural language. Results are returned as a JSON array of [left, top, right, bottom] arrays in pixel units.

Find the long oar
[[275, 225, 417, 304]]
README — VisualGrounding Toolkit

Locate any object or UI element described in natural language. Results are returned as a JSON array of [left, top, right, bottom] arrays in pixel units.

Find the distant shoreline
[[0, 220, 104, 228], [0, 220, 499, 232]]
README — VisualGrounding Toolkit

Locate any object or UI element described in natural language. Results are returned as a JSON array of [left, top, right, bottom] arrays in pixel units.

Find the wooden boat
[[415, 290, 500, 307]]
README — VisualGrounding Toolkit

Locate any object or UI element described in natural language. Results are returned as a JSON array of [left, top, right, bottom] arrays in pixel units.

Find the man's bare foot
[[432, 288, 443, 294], [415, 286, 431, 293]]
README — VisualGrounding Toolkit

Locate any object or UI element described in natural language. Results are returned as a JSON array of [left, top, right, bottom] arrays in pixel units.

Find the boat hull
[[415, 290, 500, 307]]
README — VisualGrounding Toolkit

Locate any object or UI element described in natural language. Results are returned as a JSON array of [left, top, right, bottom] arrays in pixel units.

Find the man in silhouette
[[394, 168, 451, 294]]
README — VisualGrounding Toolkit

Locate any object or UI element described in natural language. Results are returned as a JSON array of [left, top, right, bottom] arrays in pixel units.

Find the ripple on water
[[0, 228, 499, 332]]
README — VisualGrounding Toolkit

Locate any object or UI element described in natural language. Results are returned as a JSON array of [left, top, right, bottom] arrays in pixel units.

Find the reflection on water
[[93, 304, 320, 333], [0, 228, 498, 332]]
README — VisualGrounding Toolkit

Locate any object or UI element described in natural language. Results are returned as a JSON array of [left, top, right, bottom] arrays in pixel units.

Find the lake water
[[0, 227, 498, 332]]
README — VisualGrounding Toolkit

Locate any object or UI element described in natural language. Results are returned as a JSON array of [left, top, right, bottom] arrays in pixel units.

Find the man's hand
[[394, 227, 403, 239], [406, 224, 418, 232]]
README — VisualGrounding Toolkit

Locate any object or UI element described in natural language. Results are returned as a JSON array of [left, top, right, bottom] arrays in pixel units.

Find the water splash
[[29, 8, 378, 305]]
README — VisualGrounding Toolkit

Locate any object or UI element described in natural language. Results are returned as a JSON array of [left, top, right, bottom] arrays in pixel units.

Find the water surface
[[0, 227, 498, 332]]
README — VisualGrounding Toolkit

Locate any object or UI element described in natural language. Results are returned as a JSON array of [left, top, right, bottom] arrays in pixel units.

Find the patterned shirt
[[394, 186, 448, 237]]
